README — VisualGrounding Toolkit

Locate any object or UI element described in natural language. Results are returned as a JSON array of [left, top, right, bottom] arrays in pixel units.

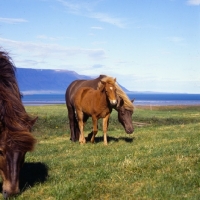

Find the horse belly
[[81, 99, 96, 116], [97, 109, 110, 118]]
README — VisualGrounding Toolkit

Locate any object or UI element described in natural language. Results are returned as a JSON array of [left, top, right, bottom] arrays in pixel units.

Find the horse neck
[[97, 89, 110, 107]]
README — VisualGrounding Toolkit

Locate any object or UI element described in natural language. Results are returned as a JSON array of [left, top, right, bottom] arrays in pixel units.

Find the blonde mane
[[98, 76, 134, 111], [97, 76, 116, 91], [115, 83, 134, 111]]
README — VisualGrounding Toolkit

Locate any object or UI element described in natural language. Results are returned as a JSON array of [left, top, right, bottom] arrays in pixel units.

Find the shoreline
[[22, 93, 200, 106], [23, 100, 200, 107]]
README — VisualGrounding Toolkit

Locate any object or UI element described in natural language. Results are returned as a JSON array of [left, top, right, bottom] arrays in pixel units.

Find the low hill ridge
[[16, 68, 129, 94]]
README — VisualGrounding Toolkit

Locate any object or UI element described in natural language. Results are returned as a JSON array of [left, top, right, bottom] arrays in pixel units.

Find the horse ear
[[114, 78, 116, 82], [30, 116, 38, 126], [131, 99, 135, 103], [28, 116, 38, 131]]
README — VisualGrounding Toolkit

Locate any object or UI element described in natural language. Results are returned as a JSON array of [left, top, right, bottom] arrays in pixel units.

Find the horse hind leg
[[83, 115, 93, 141], [77, 112, 86, 144], [67, 106, 78, 142], [91, 117, 98, 143]]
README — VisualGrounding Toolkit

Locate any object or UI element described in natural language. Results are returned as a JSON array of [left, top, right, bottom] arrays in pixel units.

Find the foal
[[74, 77, 117, 145]]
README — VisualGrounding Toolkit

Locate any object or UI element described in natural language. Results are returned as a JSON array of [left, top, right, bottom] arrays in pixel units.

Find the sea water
[[22, 93, 200, 106]]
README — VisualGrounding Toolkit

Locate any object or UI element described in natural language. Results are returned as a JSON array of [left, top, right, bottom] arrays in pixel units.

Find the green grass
[[2, 105, 200, 199]]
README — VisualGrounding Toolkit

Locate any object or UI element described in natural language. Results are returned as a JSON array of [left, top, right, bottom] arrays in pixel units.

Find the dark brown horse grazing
[[74, 77, 117, 145], [65, 75, 134, 142], [0, 50, 37, 198]]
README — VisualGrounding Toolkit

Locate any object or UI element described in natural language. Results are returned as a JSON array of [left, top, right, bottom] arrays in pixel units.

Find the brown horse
[[65, 75, 134, 142], [0, 50, 37, 198], [74, 77, 117, 145]]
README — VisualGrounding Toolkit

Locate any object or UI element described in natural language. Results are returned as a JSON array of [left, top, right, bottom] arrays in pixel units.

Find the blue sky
[[0, 0, 200, 93]]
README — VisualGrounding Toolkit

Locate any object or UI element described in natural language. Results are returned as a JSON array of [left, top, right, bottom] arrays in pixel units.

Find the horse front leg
[[91, 117, 98, 143], [102, 114, 110, 145]]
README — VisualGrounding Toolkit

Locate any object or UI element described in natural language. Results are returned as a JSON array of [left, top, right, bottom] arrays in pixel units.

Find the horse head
[[0, 50, 37, 198], [115, 96, 134, 134], [0, 146, 25, 198], [0, 130, 36, 198], [99, 77, 117, 106]]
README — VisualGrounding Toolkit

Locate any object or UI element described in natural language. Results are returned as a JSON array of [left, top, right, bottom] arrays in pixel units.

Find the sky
[[0, 0, 200, 93]]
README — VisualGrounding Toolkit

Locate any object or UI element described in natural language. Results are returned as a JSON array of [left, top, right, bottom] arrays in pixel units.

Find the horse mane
[[0, 50, 21, 99], [97, 75, 134, 111], [0, 129, 36, 152], [115, 83, 134, 111], [0, 49, 37, 152], [97, 76, 116, 91]]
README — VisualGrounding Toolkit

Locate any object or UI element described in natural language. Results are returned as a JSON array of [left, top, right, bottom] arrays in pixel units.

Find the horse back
[[65, 75, 107, 107]]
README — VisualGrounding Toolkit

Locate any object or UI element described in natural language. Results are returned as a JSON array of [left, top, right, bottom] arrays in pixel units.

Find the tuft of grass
[[1, 105, 200, 200]]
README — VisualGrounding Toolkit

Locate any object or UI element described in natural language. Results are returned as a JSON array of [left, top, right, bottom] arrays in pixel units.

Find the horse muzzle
[[2, 181, 20, 199], [110, 100, 117, 106], [125, 125, 134, 134], [3, 189, 20, 199]]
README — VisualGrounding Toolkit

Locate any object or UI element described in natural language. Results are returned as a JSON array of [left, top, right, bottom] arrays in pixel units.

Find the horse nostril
[[3, 189, 19, 199]]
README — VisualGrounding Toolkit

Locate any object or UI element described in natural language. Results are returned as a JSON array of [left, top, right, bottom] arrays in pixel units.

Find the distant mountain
[[16, 68, 129, 94], [16, 68, 91, 93]]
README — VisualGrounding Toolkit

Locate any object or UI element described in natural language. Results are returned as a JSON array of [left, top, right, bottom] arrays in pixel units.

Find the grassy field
[[3, 105, 200, 200]]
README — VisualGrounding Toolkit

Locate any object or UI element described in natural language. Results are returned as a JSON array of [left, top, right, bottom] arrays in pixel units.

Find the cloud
[[89, 12, 126, 28], [57, 0, 94, 14], [36, 35, 61, 41], [187, 0, 200, 5], [17, 59, 46, 67], [57, 0, 126, 28], [36, 35, 75, 41], [0, 37, 106, 60], [0, 17, 28, 24]]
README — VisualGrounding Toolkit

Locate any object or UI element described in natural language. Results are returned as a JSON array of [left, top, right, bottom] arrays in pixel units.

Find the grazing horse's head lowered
[[0, 129, 36, 198], [115, 83, 134, 134], [0, 50, 37, 198]]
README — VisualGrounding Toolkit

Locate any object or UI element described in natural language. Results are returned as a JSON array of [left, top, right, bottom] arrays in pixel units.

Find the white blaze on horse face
[[108, 86, 117, 105]]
